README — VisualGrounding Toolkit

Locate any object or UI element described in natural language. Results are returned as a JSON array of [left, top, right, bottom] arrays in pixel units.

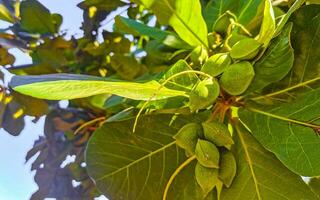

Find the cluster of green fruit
[[189, 38, 261, 111], [174, 120, 237, 196]]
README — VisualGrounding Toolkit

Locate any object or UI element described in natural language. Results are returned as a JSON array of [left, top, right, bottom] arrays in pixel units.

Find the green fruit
[[213, 13, 230, 34], [202, 121, 234, 149], [220, 61, 255, 95], [189, 78, 220, 112], [195, 139, 220, 168], [174, 123, 202, 155], [230, 38, 261, 60], [218, 151, 237, 188], [201, 53, 231, 77], [195, 162, 219, 196]]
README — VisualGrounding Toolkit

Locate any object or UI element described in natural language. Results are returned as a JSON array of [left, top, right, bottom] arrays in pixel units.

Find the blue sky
[[0, 1, 96, 199]]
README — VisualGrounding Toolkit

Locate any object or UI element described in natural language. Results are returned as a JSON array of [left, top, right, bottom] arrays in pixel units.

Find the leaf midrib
[[95, 141, 177, 182], [236, 125, 262, 200], [162, 0, 208, 48]]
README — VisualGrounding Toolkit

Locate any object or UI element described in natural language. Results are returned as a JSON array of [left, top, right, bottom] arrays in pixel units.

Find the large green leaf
[[219, 123, 318, 200], [114, 16, 190, 49], [247, 23, 294, 93], [20, 0, 57, 34], [250, 5, 320, 100], [85, 114, 206, 199], [10, 74, 186, 100], [133, 0, 208, 47], [239, 88, 320, 176], [287, 5, 320, 86]]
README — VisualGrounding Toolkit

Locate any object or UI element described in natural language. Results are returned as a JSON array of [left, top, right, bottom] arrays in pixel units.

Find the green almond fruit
[[195, 139, 220, 168], [230, 38, 261, 60], [201, 53, 231, 77], [189, 78, 220, 112], [202, 121, 234, 149], [174, 123, 203, 155], [219, 151, 237, 188], [220, 61, 255, 95], [213, 13, 230, 34], [195, 162, 219, 196]]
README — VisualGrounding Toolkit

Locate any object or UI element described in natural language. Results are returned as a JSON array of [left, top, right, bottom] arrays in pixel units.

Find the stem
[[248, 107, 320, 129], [74, 116, 106, 135], [162, 155, 196, 200], [133, 70, 213, 133], [251, 77, 320, 101]]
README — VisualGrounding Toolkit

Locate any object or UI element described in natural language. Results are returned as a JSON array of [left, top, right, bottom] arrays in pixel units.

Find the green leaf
[[201, 53, 231, 77], [204, 0, 263, 32], [174, 123, 202, 155], [0, 4, 14, 23], [162, 60, 200, 92], [250, 6, 320, 100], [230, 38, 261, 60], [220, 123, 318, 200], [287, 5, 320, 86], [218, 151, 236, 188], [133, 0, 208, 47], [274, 0, 305, 36], [20, 0, 56, 34], [85, 114, 206, 199], [247, 23, 294, 93], [114, 16, 190, 49], [202, 121, 234, 149], [189, 78, 220, 112], [195, 162, 219, 196], [220, 61, 255, 96], [195, 139, 220, 168], [10, 74, 186, 101], [203, 0, 236, 31], [257, 0, 275, 47], [236, 0, 264, 27], [239, 88, 320, 176], [309, 178, 320, 198]]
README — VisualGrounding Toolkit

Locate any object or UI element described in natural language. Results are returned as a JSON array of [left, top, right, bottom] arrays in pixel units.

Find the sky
[[0, 1, 108, 199]]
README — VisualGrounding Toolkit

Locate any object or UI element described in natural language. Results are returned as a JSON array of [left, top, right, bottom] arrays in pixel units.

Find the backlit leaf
[[10, 74, 186, 101], [133, 0, 208, 47], [115, 16, 190, 49]]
